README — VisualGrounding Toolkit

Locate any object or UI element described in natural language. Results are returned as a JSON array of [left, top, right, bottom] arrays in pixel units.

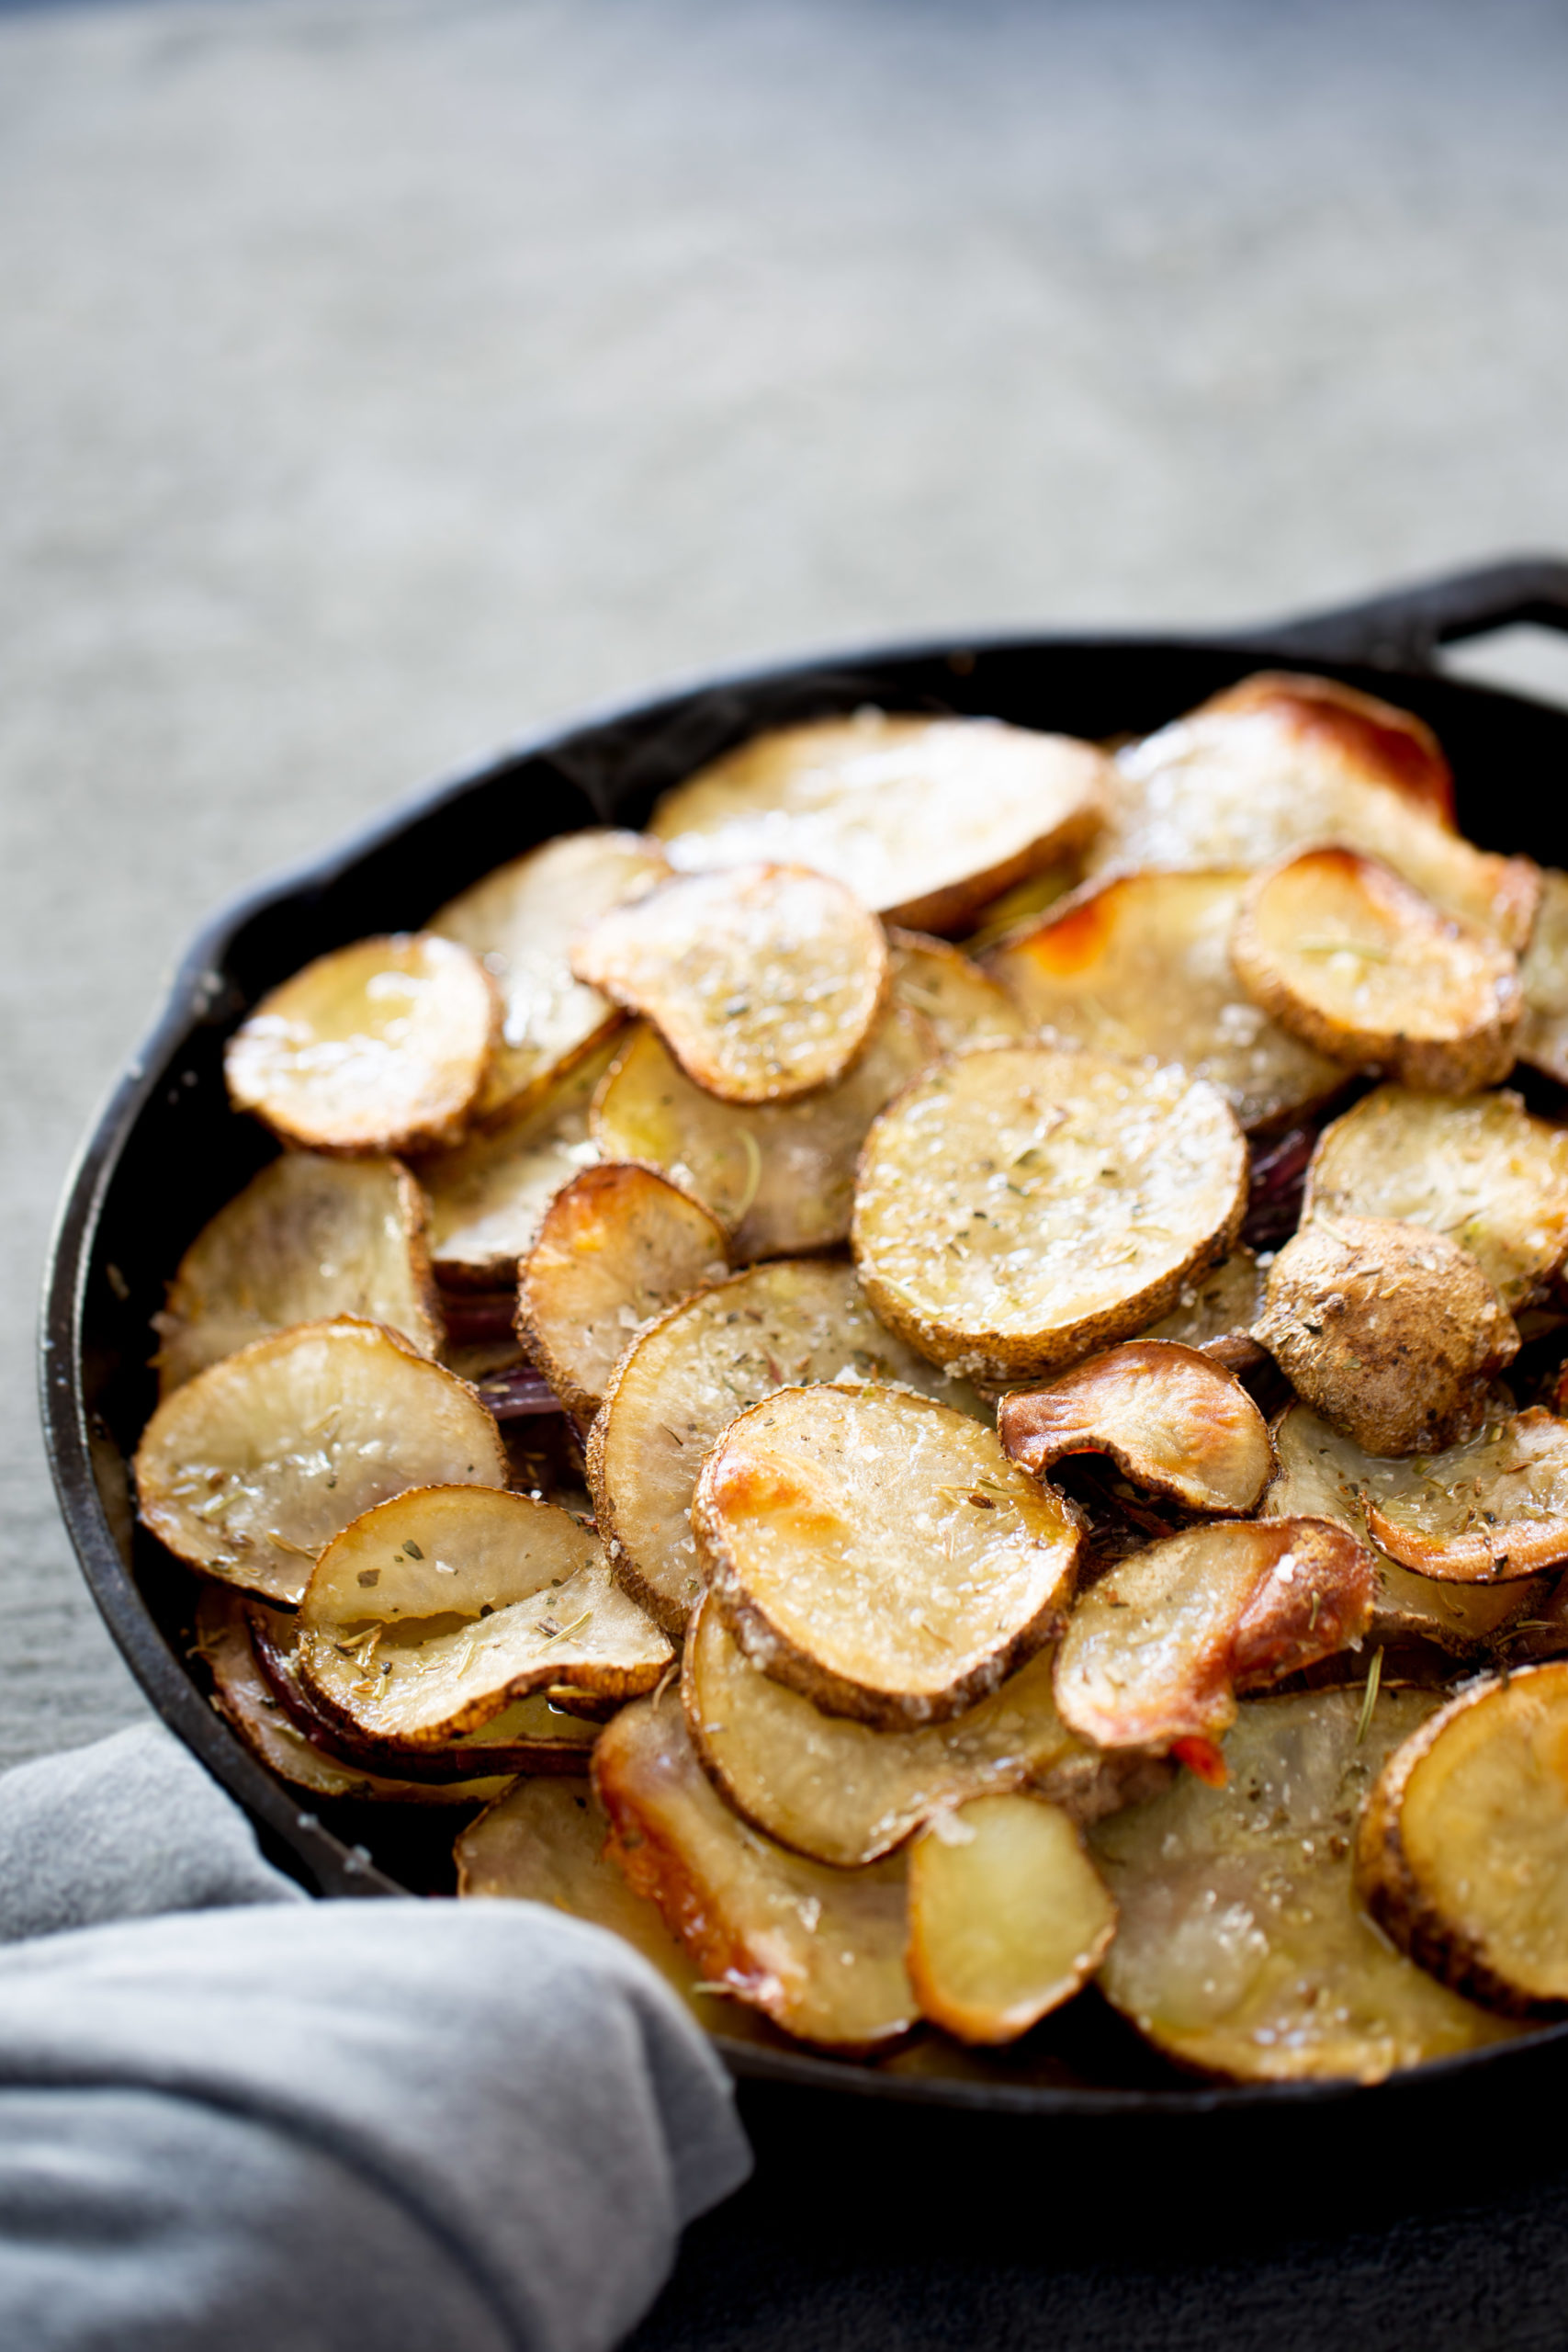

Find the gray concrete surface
[[6, 0, 1568, 1767]]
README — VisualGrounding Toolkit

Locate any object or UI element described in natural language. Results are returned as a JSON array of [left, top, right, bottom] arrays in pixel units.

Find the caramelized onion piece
[[999, 1340, 1272, 1516]]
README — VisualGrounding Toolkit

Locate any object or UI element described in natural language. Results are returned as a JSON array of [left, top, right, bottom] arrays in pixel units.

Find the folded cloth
[[0, 1727, 750, 2352]]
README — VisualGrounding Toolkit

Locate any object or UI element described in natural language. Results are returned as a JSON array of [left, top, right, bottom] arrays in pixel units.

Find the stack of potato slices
[[132, 673, 1568, 2086]]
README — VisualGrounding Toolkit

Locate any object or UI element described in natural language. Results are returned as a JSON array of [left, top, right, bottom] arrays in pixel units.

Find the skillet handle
[[1255, 556, 1568, 673]]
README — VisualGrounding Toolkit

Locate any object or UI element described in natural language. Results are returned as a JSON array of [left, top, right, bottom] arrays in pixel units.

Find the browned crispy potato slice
[[429, 829, 666, 1124], [1303, 1085, 1568, 1312], [648, 710, 1110, 935], [590, 1008, 935, 1261], [153, 1154, 442, 1395], [1196, 672, 1458, 820], [594, 1691, 917, 2051], [417, 1034, 616, 1287], [134, 1319, 508, 1606], [852, 1046, 1247, 1383], [1358, 1663, 1568, 2011], [571, 864, 889, 1105], [1352, 1404, 1568, 1582], [225, 933, 499, 1156], [1055, 1517, 1374, 1752], [985, 872, 1344, 1134], [1263, 1402, 1543, 1652], [886, 929, 1027, 1051], [694, 1385, 1078, 1729], [1091, 1687, 1519, 2081], [906, 1793, 1117, 2042], [295, 1486, 671, 1746], [999, 1340, 1273, 1515], [587, 1259, 985, 1636], [1143, 1250, 1263, 1353], [1518, 866, 1568, 1087], [1232, 848, 1522, 1093]]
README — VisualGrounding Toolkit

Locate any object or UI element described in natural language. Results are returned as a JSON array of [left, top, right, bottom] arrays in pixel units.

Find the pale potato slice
[[984, 871, 1345, 1134], [1358, 1663, 1568, 2011], [429, 829, 666, 1123], [1091, 1688, 1518, 2081], [133, 1319, 509, 1606], [1055, 1517, 1375, 1752], [906, 1793, 1117, 2042], [417, 1034, 617, 1288], [1232, 848, 1522, 1093], [886, 929, 1028, 1052], [571, 864, 889, 1105], [695, 1384, 1079, 1728], [1303, 1085, 1568, 1311], [1143, 1249, 1263, 1353], [594, 1691, 917, 2051], [587, 1259, 985, 1636], [1518, 866, 1568, 1087], [1354, 1404, 1568, 1582], [1254, 1215, 1519, 1457], [648, 710, 1111, 935], [153, 1153, 442, 1395], [590, 1008, 936, 1261], [998, 1340, 1273, 1516], [1194, 672, 1458, 821], [296, 1486, 671, 1746], [1263, 1402, 1543, 1652], [516, 1164, 728, 1426], [225, 933, 499, 1156], [852, 1046, 1247, 1383]]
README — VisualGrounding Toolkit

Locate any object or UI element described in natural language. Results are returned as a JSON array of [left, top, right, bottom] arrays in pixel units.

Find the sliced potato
[[153, 1154, 442, 1395], [1254, 1216, 1519, 1458], [590, 1008, 936, 1261], [852, 1046, 1247, 1383], [516, 1164, 728, 1426], [999, 1340, 1273, 1516], [587, 1258, 985, 1636], [985, 871, 1345, 1134], [1055, 1517, 1375, 1752], [649, 710, 1110, 935], [429, 829, 666, 1123], [1091, 1687, 1518, 2081], [417, 1034, 616, 1288], [886, 929, 1028, 1052], [906, 1793, 1117, 2042], [295, 1486, 671, 1746], [594, 1691, 917, 2051], [1518, 866, 1568, 1087], [695, 1384, 1079, 1728], [571, 863, 888, 1105], [1192, 672, 1458, 821], [133, 1319, 508, 1606], [1142, 1249, 1263, 1351], [1232, 848, 1522, 1093], [1358, 1663, 1568, 2011], [1353, 1404, 1568, 1582], [225, 933, 499, 1156], [1303, 1085, 1568, 1311]]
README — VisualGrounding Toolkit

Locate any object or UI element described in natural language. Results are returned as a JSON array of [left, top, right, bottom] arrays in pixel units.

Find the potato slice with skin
[[649, 710, 1111, 936], [1055, 1517, 1375, 1752], [907, 1793, 1118, 2043], [886, 929, 1027, 1052], [296, 1486, 671, 1747], [852, 1046, 1247, 1384], [225, 933, 499, 1157], [587, 1258, 985, 1637], [591, 1008, 935, 1262], [516, 1163, 729, 1426], [1518, 866, 1568, 1087], [429, 829, 666, 1125], [1143, 1250, 1262, 1353], [998, 1340, 1273, 1517], [1358, 1663, 1568, 2012], [571, 863, 889, 1106], [695, 1385, 1079, 1729], [153, 1154, 443, 1395], [1354, 1404, 1568, 1582], [985, 871, 1345, 1135], [1192, 672, 1458, 822], [1232, 848, 1522, 1093], [594, 1690, 917, 2052], [1303, 1085, 1568, 1312], [1091, 1687, 1518, 2082], [134, 1319, 508, 1607]]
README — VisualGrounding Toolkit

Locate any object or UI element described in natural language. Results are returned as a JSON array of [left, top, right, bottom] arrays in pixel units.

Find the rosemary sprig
[[1355, 1646, 1384, 1745]]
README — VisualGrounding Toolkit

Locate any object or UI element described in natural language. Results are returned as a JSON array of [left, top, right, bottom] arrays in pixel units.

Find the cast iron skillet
[[40, 555, 1568, 2133]]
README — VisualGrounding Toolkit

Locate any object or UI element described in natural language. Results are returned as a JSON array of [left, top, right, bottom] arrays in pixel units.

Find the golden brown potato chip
[[648, 709, 1111, 935], [1232, 848, 1522, 1093], [417, 1035, 617, 1288], [225, 933, 499, 1156], [886, 929, 1028, 1052], [852, 1046, 1247, 1383], [998, 1340, 1273, 1516], [1518, 865, 1568, 1087], [1355, 1404, 1568, 1581], [984, 870, 1345, 1134]]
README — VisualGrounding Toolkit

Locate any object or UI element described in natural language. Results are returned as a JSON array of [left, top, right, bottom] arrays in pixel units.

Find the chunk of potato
[[1517, 866, 1568, 1087], [886, 928, 1028, 1052], [998, 1340, 1273, 1516], [1354, 1404, 1568, 1581]]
